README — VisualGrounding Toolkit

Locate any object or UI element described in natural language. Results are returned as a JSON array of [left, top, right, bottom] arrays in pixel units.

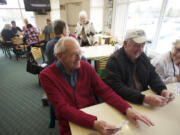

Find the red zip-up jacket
[[40, 61, 131, 135]]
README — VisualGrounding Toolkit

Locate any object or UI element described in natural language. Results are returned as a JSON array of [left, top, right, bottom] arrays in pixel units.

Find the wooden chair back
[[12, 37, 24, 45], [50, 33, 55, 39], [31, 47, 42, 61], [38, 34, 45, 42], [95, 56, 109, 79], [95, 56, 109, 71]]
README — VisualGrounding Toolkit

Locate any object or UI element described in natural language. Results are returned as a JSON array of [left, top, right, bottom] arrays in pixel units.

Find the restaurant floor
[[0, 51, 59, 135]]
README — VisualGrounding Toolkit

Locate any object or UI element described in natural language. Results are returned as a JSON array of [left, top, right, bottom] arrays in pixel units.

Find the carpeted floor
[[0, 50, 59, 135]]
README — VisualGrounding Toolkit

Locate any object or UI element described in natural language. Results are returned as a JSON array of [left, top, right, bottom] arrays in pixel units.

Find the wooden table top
[[69, 83, 180, 135], [80, 45, 115, 59]]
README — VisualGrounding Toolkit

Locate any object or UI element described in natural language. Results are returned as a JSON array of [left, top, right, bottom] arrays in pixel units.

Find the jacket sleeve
[[105, 57, 145, 104], [87, 64, 131, 115], [151, 58, 177, 84], [40, 72, 97, 129], [90, 22, 96, 35], [74, 23, 81, 38], [147, 60, 167, 94]]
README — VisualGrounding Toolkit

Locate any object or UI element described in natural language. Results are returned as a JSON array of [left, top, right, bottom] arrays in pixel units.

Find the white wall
[[50, 0, 61, 21], [60, 0, 90, 22], [59, 0, 90, 33], [35, 13, 50, 31], [35, 0, 61, 31]]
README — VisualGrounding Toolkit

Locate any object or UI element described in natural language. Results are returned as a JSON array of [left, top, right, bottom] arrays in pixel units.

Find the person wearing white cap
[[151, 39, 180, 84], [105, 29, 174, 107]]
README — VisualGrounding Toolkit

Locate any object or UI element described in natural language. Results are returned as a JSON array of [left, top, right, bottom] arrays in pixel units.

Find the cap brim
[[174, 44, 180, 48], [133, 36, 151, 44]]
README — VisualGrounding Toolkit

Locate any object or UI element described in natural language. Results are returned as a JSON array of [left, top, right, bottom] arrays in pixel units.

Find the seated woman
[[23, 24, 39, 51], [151, 39, 180, 84], [1, 24, 16, 46], [75, 10, 96, 46]]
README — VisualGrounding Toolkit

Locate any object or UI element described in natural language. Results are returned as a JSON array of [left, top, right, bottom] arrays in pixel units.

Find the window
[[90, 0, 104, 33], [113, 0, 180, 55], [156, 0, 180, 54], [0, 0, 35, 32]]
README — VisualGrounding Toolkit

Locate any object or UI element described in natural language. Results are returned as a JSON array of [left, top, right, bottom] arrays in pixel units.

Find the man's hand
[[126, 108, 154, 127], [144, 95, 167, 107], [161, 90, 175, 103], [93, 120, 117, 135]]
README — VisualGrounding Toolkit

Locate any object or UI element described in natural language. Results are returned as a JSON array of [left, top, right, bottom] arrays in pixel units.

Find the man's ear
[[123, 41, 128, 48], [56, 53, 63, 61]]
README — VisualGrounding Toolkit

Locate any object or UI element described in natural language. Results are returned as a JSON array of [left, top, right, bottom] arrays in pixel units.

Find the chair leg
[[7, 48, 12, 59], [49, 103, 56, 128]]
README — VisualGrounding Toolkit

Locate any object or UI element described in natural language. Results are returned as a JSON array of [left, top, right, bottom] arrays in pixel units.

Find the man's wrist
[[161, 89, 167, 96], [125, 107, 132, 115], [143, 95, 148, 104], [93, 120, 98, 129]]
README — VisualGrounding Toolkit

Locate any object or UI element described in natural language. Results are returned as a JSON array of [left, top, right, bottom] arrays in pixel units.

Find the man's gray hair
[[79, 10, 87, 19], [4, 24, 11, 30], [54, 36, 80, 56]]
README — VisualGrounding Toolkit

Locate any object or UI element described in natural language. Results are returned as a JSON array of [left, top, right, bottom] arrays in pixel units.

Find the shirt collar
[[56, 61, 77, 76]]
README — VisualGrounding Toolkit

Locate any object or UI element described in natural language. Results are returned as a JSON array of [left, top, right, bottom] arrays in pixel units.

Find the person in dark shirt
[[11, 21, 22, 35], [1, 24, 15, 43], [45, 20, 68, 65], [43, 19, 53, 42], [105, 29, 174, 106]]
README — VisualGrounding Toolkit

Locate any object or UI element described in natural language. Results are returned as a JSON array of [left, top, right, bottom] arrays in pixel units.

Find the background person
[[45, 19, 68, 65], [11, 21, 22, 36], [23, 24, 39, 51], [43, 19, 53, 42], [22, 18, 29, 31], [1, 24, 15, 43], [151, 39, 180, 84], [75, 10, 96, 46]]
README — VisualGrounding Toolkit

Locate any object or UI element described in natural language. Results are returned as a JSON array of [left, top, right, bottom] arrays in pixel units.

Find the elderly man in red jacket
[[40, 37, 154, 135]]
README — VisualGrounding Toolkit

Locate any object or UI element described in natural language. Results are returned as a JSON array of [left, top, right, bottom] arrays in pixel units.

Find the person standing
[[43, 19, 53, 42], [75, 10, 96, 46]]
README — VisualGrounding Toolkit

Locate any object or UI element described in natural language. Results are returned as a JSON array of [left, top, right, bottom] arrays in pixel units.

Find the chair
[[1, 41, 13, 59], [27, 47, 47, 85], [95, 56, 109, 79], [50, 32, 55, 39], [32, 34, 46, 62], [31, 47, 43, 60], [38, 34, 46, 46], [30, 47, 47, 71], [12, 37, 28, 60]]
